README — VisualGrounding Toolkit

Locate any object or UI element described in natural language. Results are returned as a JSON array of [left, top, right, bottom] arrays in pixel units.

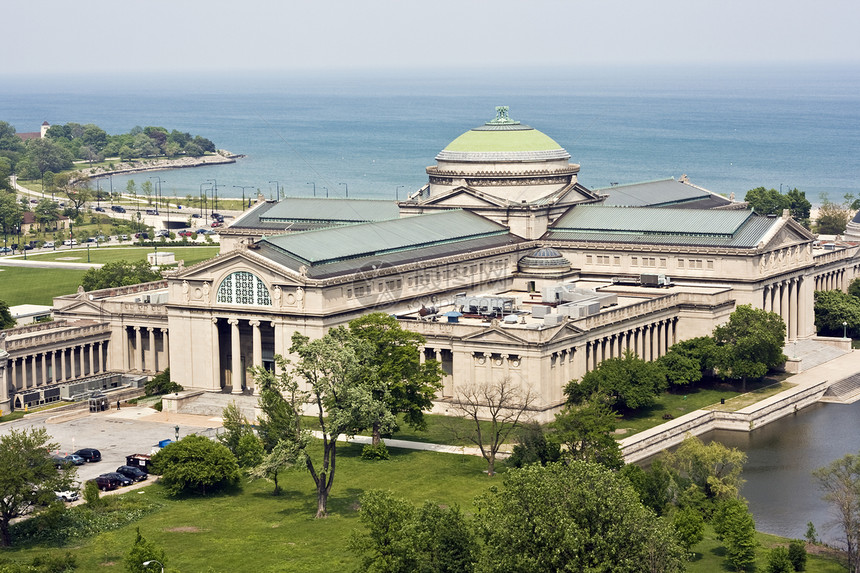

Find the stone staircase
[[789, 339, 850, 371], [822, 372, 860, 403]]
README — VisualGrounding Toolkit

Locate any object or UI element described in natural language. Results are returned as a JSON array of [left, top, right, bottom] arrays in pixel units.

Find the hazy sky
[[5, 0, 859, 76]]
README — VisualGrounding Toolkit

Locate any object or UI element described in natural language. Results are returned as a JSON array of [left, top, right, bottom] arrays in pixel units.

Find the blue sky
[[5, 0, 859, 76]]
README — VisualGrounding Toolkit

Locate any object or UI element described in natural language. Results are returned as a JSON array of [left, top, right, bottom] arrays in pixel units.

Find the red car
[[178, 230, 194, 237], [211, 221, 221, 227]]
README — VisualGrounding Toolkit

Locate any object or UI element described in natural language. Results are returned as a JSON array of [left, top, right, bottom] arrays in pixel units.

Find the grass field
[[0, 267, 88, 306], [25, 246, 219, 266], [1, 445, 847, 572]]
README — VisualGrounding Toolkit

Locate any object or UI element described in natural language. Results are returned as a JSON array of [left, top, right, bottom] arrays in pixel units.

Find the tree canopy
[[475, 461, 686, 572], [348, 313, 443, 446], [570, 349, 667, 411], [713, 305, 787, 388], [80, 259, 162, 292], [814, 289, 860, 337], [0, 299, 14, 330], [149, 434, 240, 496], [745, 186, 812, 227], [0, 428, 75, 547]]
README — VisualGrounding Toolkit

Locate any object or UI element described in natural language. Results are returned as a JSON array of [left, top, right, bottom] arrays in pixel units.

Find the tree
[[713, 498, 758, 572], [0, 191, 23, 237], [817, 196, 853, 235], [814, 290, 860, 337], [506, 422, 561, 468], [348, 313, 443, 447], [22, 138, 73, 176], [351, 489, 477, 573], [149, 434, 240, 496], [788, 539, 808, 571], [786, 188, 812, 227], [657, 349, 703, 388], [713, 305, 787, 391], [0, 300, 14, 330], [80, 259, 162, 291], [34, 198, 60, 231], [849, 278, 860, 300], [745, 186, 790, 216], [664, 435, 747, 507], [570, 349, 667, 411], [55, 172, 92, 219], [141, 180, 154, 205], [672, 506, 705, 551], [813, 451, 860, 573], [123, 527, 166, 573], [450, 377, 536, 476], [475, 461, 686, 573], [217, 401, 257, 464], [551, 394, 623, 469], [767, 546, 794, 573], [143, 368, 182, 396], [0, 428, 75, 547], [290, 328, 385, 517]]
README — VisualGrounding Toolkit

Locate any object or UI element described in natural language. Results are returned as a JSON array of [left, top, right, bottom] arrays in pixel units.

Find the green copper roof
[[442, 107, 565, 154]]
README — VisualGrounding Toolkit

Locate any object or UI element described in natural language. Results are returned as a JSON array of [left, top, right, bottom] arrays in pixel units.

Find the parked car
[[94, 207, 105, 212], [93, 475, 120, 491], [178, 230, 194, 237], [86, 237, 96, 243], [111, 205, 126, 213], [155, 229, 169, 237], [0, 247, 11, 254], [120, 234, 128, 240], [52, 454, 84, 467], [135, 232, 149, 239], [55, 489, 80, 503], [74, 448, 101, 462], [115, 465, 148, 482], [43, 241, 55, 248], [211, 221, 221, 227], [100, 472, 133, 487]]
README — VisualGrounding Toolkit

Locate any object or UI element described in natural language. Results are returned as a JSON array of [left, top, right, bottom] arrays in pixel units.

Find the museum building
[[2, 107, 858, 419]]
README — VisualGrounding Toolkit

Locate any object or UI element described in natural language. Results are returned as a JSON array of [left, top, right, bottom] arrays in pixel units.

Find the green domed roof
[[438, 107, 569, 160]]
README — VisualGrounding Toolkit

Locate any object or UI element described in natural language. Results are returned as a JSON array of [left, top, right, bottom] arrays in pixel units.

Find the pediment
[[545, 322, 585, 344], [419, 187, 508, 209], [461, 325, 531, 345], [55, 299, 104, 315], [174, 248, 304, 286], [761, 219, 815, 251]]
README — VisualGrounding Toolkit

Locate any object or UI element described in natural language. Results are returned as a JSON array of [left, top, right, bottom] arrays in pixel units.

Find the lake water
[[1, 64, 859, 204]]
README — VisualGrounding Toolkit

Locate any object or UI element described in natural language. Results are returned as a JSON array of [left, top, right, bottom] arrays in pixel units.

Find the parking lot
[[0, 407, 224, 485]]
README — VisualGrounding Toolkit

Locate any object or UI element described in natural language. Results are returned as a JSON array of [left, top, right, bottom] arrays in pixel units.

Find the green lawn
[[25, 246, 219, 266], [1, 446, 847, 572], [0, 267, 88, 306]]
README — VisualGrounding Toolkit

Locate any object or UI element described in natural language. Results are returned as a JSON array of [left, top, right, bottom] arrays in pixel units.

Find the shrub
[[361, 442, 390, 461], [150, 435, 240, 496], [144, 368, 183, 396], [767, 546, 794, 573], [507, 422, 560, 468], [788, 540, 807, 571], [83, 480, 102, 507]]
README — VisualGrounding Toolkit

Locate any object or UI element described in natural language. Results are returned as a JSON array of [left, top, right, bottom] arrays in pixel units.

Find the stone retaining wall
[[620, 379, 831, 463]]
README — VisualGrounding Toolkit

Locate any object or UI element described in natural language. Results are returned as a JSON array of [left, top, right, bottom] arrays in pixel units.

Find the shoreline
[[83, 150, 244, 180]]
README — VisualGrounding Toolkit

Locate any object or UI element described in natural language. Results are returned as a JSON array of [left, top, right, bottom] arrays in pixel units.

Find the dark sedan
[[115, 465, 148, 482], [99, 472, 133, 487]]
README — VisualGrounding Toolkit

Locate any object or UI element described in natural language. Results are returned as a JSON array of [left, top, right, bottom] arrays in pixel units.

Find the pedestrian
[[117, 400, 121, 410]]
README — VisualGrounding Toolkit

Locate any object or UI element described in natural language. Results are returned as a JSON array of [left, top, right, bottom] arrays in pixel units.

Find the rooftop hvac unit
[[543, 314, 564, 326]]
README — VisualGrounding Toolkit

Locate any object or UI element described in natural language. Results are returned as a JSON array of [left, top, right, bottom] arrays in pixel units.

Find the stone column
[[133, 327, 142, 372], [213, 318, 222, 389], [789, 278, 799, 340], [418, 346, 426, 364], [573, 344, 586, 380], [250, 320, 262, 395], [229, 318, 242, 394], [148, 328, 156, 373], [88, 343, 95, 376], [159, 329, 169, 371], [60, 349, 67, 382], [41, 353, 48, 385], [780, 281, 789, 328], [10, 358, 17, 390], [270, 320, 279, 376], [483, 352, 492, 384]]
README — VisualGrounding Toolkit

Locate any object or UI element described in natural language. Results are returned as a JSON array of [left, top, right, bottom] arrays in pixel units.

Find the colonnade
[[211, 317, 277, 395], [584, 317, 677, 372], [762, 277, 804, 340], [6, 341, 109, 392], [124, 326, 168, 374], [814, 269, 845, 292]]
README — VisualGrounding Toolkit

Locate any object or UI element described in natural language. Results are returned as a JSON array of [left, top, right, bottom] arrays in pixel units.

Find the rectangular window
[[586, 255, 593, 264], [707, 260, 715, 270], [613, 256, 621, 266], [678, 259, 685, 268]]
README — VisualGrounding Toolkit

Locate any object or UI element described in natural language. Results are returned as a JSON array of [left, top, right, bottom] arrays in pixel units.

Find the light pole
[[142, 560, 164, 572], [233, 186, 254, 211], [206, 179, 218, 210], [96, 180, 101, 210], [269, 180, 281, 199], [322, 186, 328, 198], [306, 182, 315, 197], [843, 321, 848, 339], [108, 174, 113, 205], [339, 182, 348, 198], [149, 176, 163, 213], [396, 185, 404, 201]]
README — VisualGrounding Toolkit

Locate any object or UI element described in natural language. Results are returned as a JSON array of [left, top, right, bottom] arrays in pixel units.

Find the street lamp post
[[322, 186, 328, 198], [339, 182, 348, 198], [149, 176, 163, 213], [269, 180, 281, 199], [843, 321, 848, 339], [396, 185, 404, 201], [233, 186, 254, 211], [108, 174, 113, 206], [206, 179, 218, 210], [306, 182, 315, 197]]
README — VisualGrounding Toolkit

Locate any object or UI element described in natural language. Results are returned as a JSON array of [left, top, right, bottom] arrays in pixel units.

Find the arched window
[[216, 271, 272, 306]]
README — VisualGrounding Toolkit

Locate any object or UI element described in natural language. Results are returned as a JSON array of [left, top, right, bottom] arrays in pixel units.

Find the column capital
[[249, 319, 261, 328], [161, 328, 168, 334], [227, 318, 239, 326], [133, 325, 141, 332], [211, 317, 219, 325]]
